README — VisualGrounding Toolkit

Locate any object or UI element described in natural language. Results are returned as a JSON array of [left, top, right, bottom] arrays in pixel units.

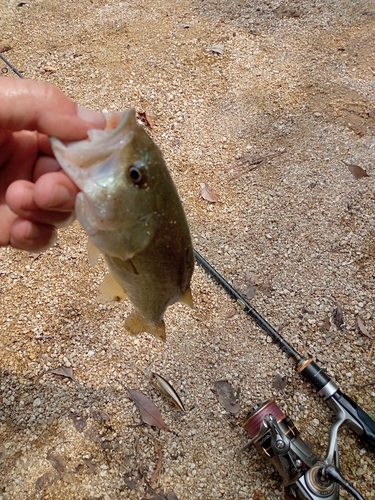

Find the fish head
[[51, 109, 169, 259]]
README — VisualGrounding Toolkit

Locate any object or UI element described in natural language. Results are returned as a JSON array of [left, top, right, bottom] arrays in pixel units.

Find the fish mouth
[[50, 109, 137, 188]]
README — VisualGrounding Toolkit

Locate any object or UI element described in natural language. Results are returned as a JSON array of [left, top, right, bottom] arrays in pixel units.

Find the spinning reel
[[242, 399, 365, 500]]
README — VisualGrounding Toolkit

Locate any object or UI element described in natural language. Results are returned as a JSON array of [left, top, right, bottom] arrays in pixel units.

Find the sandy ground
[[1, 0, 375, 499]]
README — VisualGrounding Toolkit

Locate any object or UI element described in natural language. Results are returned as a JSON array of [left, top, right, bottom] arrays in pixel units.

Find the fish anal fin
[[125, 312, 166, 341], [179, 287, 194, 308], [97, 274, 127, 303], [88, 238, 101, 267]]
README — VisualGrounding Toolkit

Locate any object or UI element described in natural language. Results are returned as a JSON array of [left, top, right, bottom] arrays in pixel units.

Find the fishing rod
[[194, 249, 375, 500], [194, 250, 375, 449]]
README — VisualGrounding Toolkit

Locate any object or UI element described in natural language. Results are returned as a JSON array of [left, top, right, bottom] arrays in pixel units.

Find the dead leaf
[[123, 472, 138, 490], [69, 412, 87, 433], [200, 183, 220, 203], [210, 44, 224, 55], [29, 252, 42, 260], [273, 373, 288, 391], [332, 305, 345, 330], [84, 425, 102, 443], [320, 315, 331, 335], [151, 372, 186, 412], [211, 380, 240, 414], [46, 451, 66, 474], [35, 471, 56, 492], [325, 331, 335, 345], [127, 389, 171, 431], [49, 365, 74, 380], [166, 492, 179, 500], [356, 316, 372, 338], [150, 445, 163, 489], [138, 110, 154, 128], [230, 149, 286, 180], [342, 161, 369, 179], [242, 284, 256, 300], [83, 458, 97, 474], [90, 409, 110, 423]]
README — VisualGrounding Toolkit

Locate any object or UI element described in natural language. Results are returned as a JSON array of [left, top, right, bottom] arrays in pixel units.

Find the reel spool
[[243, 400, 285, 437]]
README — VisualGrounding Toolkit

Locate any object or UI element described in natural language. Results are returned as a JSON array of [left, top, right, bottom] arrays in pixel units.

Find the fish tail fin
[[125, 312, 166, 341], [179, 287, 194, 308]]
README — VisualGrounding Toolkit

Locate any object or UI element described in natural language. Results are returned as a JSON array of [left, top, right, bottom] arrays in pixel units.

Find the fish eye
[[127, 161, 148, 188]]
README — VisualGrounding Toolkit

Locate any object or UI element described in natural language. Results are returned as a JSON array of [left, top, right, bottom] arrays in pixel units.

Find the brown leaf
[[90, 409, 110, 423], [356, 316, 372, 338], [46, 451, 66, 474], [138, 110, 154, 128], [29, 252, 42, 260], [35, 471, 56, 492], [123, 472, 138, 490], [242, 284, 256, 300], [332, 305, 345, 330], [200, 183, 220, 203], [343, 161, 369, 179], [49, 365, 74, 380], [127, 389, 170, 431], [69, 412, 87, 433], [150, 445, 163, 489], [273, 373, 288, 391], [320, 316, 331, 335], [211, 380, 240, 414], [166, 492, 179, 500]]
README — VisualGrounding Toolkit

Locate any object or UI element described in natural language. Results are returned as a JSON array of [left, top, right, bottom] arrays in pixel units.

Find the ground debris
[[332, 305, 345, 330], [127, 388, 171, 431], [342, 160, 369, 179], [211, 380, 240, 414]]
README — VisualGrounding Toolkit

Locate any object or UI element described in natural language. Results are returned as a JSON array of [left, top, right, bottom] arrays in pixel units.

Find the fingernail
[[47, 184, 72, 209], [77, 106, 106, 127], [25, 223, 41, 240]]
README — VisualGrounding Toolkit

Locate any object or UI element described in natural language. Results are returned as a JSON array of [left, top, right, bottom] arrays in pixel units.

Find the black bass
[[50, 110, 194, 340]]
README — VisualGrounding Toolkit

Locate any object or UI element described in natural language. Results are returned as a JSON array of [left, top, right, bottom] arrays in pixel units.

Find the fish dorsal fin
[[125, 311, 166, 341], [97, 273, 127, 303], [88, 238, 101, 267], [179, 287, 194, 308]]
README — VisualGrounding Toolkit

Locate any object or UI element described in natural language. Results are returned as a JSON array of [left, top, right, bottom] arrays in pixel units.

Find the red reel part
[[243, 400, 285, 437]]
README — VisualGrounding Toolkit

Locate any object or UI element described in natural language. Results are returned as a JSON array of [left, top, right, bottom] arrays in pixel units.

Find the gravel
[[1, 0, 375, 499]]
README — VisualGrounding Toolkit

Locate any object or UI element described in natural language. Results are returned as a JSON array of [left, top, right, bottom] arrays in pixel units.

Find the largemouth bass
[[50, 109, 194, 341]]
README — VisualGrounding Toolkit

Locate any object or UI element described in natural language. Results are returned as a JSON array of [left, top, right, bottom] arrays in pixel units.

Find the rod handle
[[332, 390, 375, 451]]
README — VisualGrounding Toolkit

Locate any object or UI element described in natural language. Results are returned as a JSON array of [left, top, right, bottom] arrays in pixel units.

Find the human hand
[[0, 77, 105, 252]]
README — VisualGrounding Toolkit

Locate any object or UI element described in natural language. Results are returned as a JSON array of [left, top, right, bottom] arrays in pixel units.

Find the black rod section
[[0, 53, 24, 78], [194, 249, 301, 360]]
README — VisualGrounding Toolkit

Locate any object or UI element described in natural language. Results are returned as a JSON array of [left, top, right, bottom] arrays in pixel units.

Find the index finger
[[0, 77, 105, 141]]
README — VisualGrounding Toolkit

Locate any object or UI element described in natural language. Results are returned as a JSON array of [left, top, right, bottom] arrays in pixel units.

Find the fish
[[50, 109, 194, 341], [151, 372, 186, 413]]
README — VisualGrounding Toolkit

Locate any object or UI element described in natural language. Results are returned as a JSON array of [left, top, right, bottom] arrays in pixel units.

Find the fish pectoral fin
[[179, 287, 194, 308], [125, 312, 166, 342], [88, 238, 101, 267], [97, 274, 127, 303]]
